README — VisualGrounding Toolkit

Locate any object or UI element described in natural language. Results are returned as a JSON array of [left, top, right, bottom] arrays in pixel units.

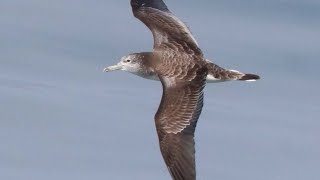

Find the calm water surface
[[1, 0, 319, 179]]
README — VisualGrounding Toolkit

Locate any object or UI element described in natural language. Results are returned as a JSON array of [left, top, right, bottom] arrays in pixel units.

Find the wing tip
[[131, 0, 169, 12]]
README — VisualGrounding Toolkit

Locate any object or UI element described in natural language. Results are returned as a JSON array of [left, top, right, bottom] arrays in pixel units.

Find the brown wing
[[155, 63, 207, 180], [130, 0, 201, 55]]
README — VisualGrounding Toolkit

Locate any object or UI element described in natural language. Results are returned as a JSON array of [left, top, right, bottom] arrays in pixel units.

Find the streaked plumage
[[104, 1, 260, 179]]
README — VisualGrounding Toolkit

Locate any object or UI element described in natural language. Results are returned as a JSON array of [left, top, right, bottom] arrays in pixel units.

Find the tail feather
[[239, 73, 260, 81], [205, 61, 260, 82]]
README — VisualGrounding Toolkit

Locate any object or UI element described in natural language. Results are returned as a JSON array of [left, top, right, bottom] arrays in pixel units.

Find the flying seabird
[[104, 0, 260, 180]]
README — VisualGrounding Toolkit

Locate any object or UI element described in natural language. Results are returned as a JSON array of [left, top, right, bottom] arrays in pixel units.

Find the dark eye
[[125, 59, 131, 63]]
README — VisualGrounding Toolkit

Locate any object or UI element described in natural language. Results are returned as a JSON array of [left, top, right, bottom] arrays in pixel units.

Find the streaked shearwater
[[103, 1, 260, 180]]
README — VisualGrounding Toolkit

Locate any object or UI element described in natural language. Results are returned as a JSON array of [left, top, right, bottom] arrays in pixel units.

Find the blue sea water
[[1, 0, 319, 179]]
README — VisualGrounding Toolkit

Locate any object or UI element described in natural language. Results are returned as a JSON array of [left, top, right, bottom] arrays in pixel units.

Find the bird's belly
[[206, 74, 227, 83], [131, 71, 160, 81], [132, 71, 227, 83], [144, 74, 160, 81]]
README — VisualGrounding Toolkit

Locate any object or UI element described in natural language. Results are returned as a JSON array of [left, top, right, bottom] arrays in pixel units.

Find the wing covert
[[155, 65, 207, 180], [130, 0, 201, 55]]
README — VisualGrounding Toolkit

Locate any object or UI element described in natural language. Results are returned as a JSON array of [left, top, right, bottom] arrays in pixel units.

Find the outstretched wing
[[155, 64, 207, 180], [130, 0, 201, 55]]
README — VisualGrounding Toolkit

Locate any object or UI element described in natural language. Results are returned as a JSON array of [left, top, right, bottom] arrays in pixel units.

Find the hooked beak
[[103, 63, 123, 72]]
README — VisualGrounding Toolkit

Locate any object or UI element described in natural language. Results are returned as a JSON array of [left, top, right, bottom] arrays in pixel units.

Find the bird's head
[[103, 54, 142, 73]]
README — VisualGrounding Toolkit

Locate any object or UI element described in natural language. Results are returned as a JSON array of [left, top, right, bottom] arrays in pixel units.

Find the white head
[[103, 54, 142, 73], [103, 52, 159, 80]]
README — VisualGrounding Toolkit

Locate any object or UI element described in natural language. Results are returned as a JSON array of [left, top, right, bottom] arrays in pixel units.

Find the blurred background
[[0, 0, 319, 179]]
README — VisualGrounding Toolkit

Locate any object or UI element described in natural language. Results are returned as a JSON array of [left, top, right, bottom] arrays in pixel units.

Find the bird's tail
[[228, 69, 260, 82], [205, 61, 260, 82], [238, 73, 260, 81]]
